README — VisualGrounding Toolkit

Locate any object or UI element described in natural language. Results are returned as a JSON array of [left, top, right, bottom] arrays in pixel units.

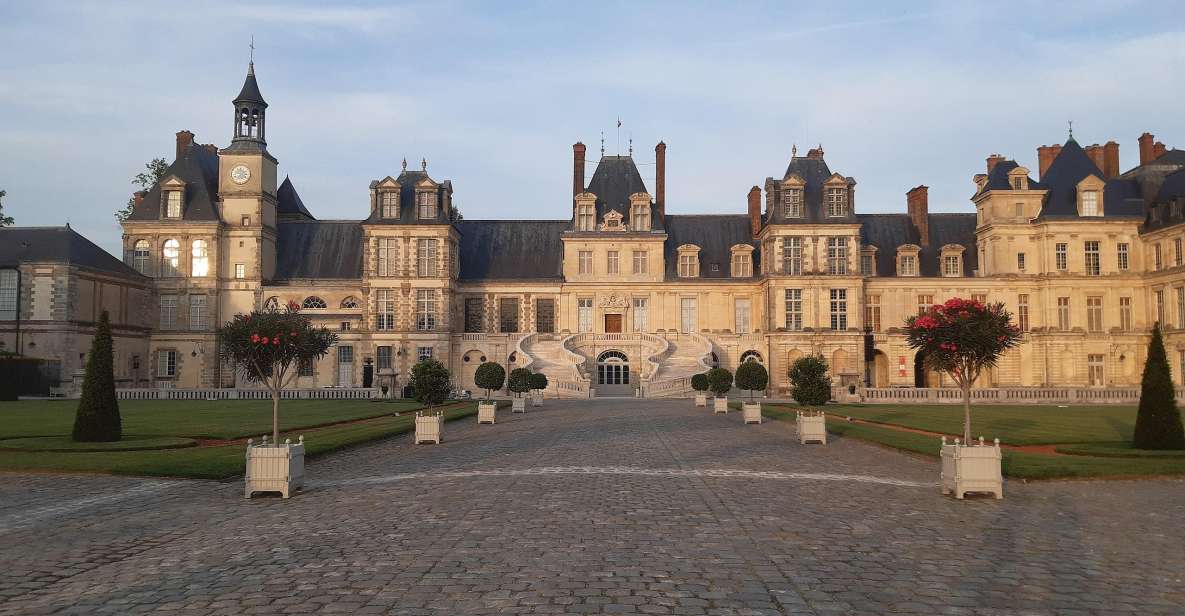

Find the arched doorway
[[596, 350, 632, 397], [914, 350, 941, 387], [739, 350, 763, 364]]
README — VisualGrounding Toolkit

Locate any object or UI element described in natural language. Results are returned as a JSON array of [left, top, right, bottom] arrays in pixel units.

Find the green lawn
[[763, 405, 1185, 479], [0, 399, 488, 479]]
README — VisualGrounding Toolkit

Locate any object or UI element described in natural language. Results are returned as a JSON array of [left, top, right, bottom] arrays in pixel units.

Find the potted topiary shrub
[[508, 367, 532, 412], [707, 367, 733, 414], [474, 361, 505, 424], [789, 354, 830, 445], [691, 373, 709, 407], [529, 371, 548, 407], [906, 297, 1022, 499], [219, 301, 337, 498], [735, 361, 768, 425], [411, 358, 451, 444]]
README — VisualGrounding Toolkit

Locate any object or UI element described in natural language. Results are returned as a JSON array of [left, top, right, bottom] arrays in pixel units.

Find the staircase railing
[[515, 332, 537, 371], [640, 332, 715, 397]]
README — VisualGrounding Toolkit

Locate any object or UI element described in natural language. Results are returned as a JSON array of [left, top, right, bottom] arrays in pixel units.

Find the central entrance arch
[[596, 350, 632, 397]]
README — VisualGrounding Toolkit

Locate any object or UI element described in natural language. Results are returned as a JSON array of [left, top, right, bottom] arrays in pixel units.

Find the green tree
[[788, 354, 831, 407], [529, 371, 549, 392], [218, 301, 338, 442], [411, 359, 452, 408], [905, 297, 1023, 442], [72, 311, 121, 442], [690, 372, 709, 393], [474, 361, 505, 400], [508, 367, 533, 398], [734, 361, 769, 401], [706, 367, 733, 398], [0, 189, 13, 226], [1132, 325, 1185, 450], [115, 157, 169, 223]]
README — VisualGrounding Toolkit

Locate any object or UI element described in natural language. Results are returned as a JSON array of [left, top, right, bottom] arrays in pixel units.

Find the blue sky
[[1, 1, 1183, 254]]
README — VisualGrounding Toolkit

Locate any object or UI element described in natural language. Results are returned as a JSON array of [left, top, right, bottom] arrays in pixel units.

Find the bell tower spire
[[231, 47, 268, 150]]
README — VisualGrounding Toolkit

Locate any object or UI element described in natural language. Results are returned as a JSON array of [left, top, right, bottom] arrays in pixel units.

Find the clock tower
[[219, 60, 279, 317]]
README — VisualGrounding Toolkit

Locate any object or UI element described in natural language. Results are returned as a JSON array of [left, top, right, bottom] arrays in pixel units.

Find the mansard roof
[[455, 220, 567, 280], [1037, 138, 1143, 219], [584, 155, 659, 229], [364, 168, 454, 225], [274, 221, 363, 280], [126, 143, 221, 222], [663, 215, 758, 280], [277, 176, 314, 220], [0, 226, 145, 279], [978, 160, 1037, 195], [858, 213, 977, 277], [765, 151, 859, 224]]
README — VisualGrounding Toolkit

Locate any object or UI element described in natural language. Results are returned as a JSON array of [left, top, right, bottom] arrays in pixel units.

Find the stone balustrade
[[859, 386, 1185, 404], [116, 387, 380, 400]]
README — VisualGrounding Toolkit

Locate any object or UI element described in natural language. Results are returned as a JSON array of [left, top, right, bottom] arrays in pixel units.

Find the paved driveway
[[1, 399, 1182, 615]]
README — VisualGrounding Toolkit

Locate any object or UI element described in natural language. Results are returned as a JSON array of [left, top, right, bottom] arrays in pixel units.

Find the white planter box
[[477, 402, 497, 424], [512, 397, 526, 413], [941, 438, 1003, 499], [531, 394, 543, 407], [742, 402, 762, 424], [695, 394, 707, 407], [713, 397, 729, 414], [415, 411, 444, 444], [244, 438, 305, 499], [796, 411, 827, 445]]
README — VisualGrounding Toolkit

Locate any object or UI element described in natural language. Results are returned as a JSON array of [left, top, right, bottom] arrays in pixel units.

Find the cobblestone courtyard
[[1, 399, 1183, 615]]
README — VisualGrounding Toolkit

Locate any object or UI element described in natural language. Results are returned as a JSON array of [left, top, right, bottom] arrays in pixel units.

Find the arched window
[[340, 296, 359, 309], [302, 296, 327, 309], [596, 350, 630, 386], [162, 239, 180, 277], [132, 240, 150, 275], [263, 296, 279, 311], [191, 240, 209, 277], [740, 350, 763, 364]]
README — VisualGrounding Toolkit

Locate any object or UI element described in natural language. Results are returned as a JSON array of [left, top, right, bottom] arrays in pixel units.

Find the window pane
[[499, 298, 519, 333], [536, 298, 555, 333]]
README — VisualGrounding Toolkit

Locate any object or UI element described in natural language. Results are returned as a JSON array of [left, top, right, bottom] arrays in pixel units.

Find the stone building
[[4, 62, 1184, 396]]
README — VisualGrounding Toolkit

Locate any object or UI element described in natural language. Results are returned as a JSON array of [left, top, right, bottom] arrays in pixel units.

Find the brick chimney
[[986, 154, 1006, 175], [747, 186, 762, 237], [175, 130, 194, 160], [1153, 141, 1167, 161], [203, 143, 218, 155], [906, 185, 930, 246], [655, 141, 666, 226], [806, 146, 825, 160], [1102, 141, 1120, 178], [572, 142, 586, 199], [133, 191, 145, 209], [1085, 144, 1105, 173], [1036, 145, 1061, 179], [1138, 132, 1155, 165]]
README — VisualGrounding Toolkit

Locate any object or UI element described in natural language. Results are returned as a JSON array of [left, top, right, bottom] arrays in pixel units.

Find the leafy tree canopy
[[706, 367, 733, 397], [115, 157, 169, 224], [690, 373, 709, 393], [789, 354, 831, 407], [529, 371, 549, 391], [508, 368, 533, 396], [411, 359, 451, 408], [734, 361, 769, 400], [0, 189, 13, 226], [474, 361, 505, 400]]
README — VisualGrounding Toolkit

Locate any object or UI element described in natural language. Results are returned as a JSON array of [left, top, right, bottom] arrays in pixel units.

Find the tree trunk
[[961, 379, 972, 443], [272, 389, 280, 443]]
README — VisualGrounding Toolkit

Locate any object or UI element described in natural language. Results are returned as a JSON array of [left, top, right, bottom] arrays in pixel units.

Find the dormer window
[[860, 247, 877, 276], [730, 245, 754, 278], [897, 245, 921, 277], [1011, 177, 1025, 190], [677, 245, 701, 278], [165, 191, 181, 218], [600, 210, 624, 231], [416, 190, 437, 219], [825, 188, 846, 217], [940, 244, 965, 277], [1008, 167, 1030, 192], [784, 188, 804, 218], [381, 191, 399, 218], [1076, 176, 1105, 217], [575, 193, 596, 231], [1081, 191, 1100, 216], [629, 193, 651, 231]]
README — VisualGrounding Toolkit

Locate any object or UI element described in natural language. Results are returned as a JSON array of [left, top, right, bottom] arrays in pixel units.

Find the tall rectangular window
[[1017, 252, 1026, 272], [381, 191, 398, 218], [1055, 243, 1068, 271], [578, 251, 592, 275], [576, 203, 594, 231], [499, 297, 519, 333], [1057, 297, 1070, 331], [160, 295, 177, 329], [865, 295, 881, 332], [158, 350, 177, 377], [1087, 296, 1103, 332], [731, 252, 752, 277], [0, 270, 17, 320], [1154, 244, 1163, 270], [417, 346, 433, 362], [943, 255, 961, 277], [632, 298, 648, 332], [377, 238, 397, 276], [1085, 241, 1100, 276], [631, 206, 650, 231], [917, 294, 933, 316], [1176, 239, 1183, 267], [132, 242, 150, 275], [166, 191, 181, 218], [1117, 243, 1129, 271], [1088, 354, 1105, 386], [1081, 191, 1099, 216], [578, 298, 593, 333], [417, 239, 438, 277], [536, 298, 555, 333], [1155, 290, 1165, 325], [899, 255, 917, 276], [416, 191, 437, 219], [632, 250, 648, 274], [376, 346, 392, 370], [1017, 294, 1029, 331], [784, 188, 803, 218], [376, 290, 395, 331], [734, 298, 751, 334], [606, 250, 619, 275], [189, 295, 207, 331], [416, 289, 437, 331], [827, 237, 847, 275], [860, 253, 873, 276], [784, 289, 802, 331], [464, 297, 484, 333], [782, 237, 802, 275], [680, 297, 697, 334], [829, 289, 848, 330], [825, 188, 846, 217], [1177, 287, 1185, 329], [678, 254, 698, 277]]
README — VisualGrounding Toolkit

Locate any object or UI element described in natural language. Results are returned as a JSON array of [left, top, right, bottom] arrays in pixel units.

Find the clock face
[[230, 165, 251, 185]]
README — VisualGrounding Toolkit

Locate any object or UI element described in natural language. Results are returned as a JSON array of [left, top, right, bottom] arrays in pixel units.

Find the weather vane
[[249, 35, 255, 63], [1068, 120, 1074, 140]]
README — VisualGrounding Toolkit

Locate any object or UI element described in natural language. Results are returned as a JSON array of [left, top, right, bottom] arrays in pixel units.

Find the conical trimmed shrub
[[72, 311, 122, 442], [1132, 325, 1184, 450]]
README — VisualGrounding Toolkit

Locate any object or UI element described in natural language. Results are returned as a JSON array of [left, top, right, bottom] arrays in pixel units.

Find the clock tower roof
[[234, 61, 268, 107]]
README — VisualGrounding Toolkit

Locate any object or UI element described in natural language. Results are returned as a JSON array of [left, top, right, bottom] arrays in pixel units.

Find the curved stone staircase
[[643, 333, 715, 398], [519, 333, 590, 398]]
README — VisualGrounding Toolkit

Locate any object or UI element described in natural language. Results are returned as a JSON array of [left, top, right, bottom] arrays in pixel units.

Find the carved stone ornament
[[599, 210, 625, 231], [598, 294, 629, 309]]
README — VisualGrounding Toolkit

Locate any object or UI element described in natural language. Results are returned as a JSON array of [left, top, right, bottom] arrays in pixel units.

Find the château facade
[[3, 63, 1184, 397]]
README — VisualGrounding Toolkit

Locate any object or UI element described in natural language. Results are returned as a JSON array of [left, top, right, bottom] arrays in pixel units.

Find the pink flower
[[260, 336, 269, 344], [250, 333, 260, 343]]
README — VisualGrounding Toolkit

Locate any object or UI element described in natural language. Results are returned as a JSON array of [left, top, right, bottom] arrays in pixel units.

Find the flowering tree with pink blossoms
[[905, 298, 1023, 443]]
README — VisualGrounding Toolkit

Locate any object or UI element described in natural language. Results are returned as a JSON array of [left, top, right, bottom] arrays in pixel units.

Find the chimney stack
[[907, 185, 930, 246], [1153, 141, 1167, 161], [175, 130, 194, 161], [1036, 145, 1061, 179], [1138, 132, 1155, 165], [203, 143, 218, 156], [133, 191, 145, 209], [655, 141, 666, 226], [572, 142, 586, 199], [806, 146, 825, 160], [986, 154, 1007, 175], [1102, 141, 1120, 178], [747, 186, 762, 238], [1085, 144, 1105, 173]]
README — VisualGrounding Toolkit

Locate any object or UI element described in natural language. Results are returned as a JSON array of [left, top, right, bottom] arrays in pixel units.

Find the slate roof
[[975, 160, 1037, 196], [234, 63, 267, 106], [858, 213, 977, 277], [583, 155, 660, 229], [126, 143, 221, 221], [764, 154, 859, 224], [274, 221, 363, 280], [364, 169, 454, 225], [277, 176, 315, 220], [0, 226, 145, 279], [455, 220, 567, 280], [663, 215, 758, 280], [1034, 139, 1144, 219]]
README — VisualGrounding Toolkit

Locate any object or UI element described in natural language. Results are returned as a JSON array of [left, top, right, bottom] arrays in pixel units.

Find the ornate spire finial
[[421, 157, 427, 171], [600, 131, 605, 156], [248, 35, 255, 74], [402, 157, 407, 171], [1068, 120, 1074, 140], [629, 135, 633, 156], [792, 144, 797, 158]]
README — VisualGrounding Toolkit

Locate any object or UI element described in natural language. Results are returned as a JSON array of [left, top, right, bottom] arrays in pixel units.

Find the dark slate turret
[[225, 62, 268, 153], [763, 147, 859, 224], [582, 155, 662, 230]]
